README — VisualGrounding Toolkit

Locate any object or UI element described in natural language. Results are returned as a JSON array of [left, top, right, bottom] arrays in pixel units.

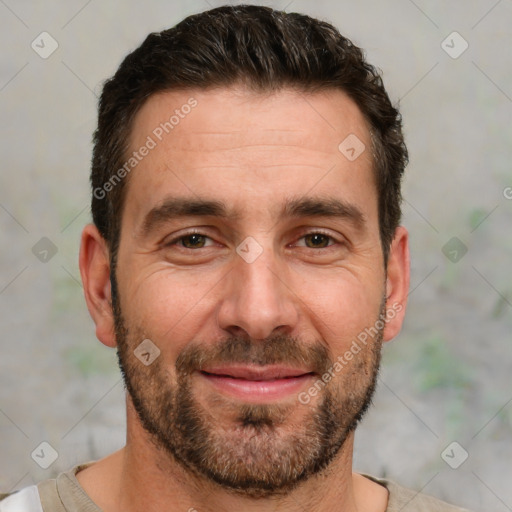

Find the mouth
[[198, 365, 316, 402]]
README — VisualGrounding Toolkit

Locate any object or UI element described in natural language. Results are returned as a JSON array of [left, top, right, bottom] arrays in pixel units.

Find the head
[[80, 4, 409, 498]]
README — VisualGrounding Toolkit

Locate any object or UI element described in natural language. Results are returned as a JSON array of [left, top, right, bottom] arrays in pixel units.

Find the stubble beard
[[113, 289, 384, 498]]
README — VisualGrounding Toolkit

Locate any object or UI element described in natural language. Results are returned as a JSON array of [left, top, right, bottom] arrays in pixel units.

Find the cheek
[[119, 266, 221, 349], [290, 268, 384, 346]]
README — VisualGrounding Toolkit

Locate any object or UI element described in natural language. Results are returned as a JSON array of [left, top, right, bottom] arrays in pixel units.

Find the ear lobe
[[79, 224, 117, 348], [383, 226, 410, 342]]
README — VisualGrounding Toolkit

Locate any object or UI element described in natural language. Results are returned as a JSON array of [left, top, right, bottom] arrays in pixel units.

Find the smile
[[198, 365, 316, 402]]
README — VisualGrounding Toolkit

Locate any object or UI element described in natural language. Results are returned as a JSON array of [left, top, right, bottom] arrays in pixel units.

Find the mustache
[[175, 334, 333, 377]]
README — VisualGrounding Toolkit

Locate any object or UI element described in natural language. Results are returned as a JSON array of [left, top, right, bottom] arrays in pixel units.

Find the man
[[0, 5, 471, 512]]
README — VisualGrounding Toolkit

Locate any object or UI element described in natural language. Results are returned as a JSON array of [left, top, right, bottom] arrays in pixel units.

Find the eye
[[296, 232, 337, 249], [166, 232, 214, 249], [303, 233, 333, 248]]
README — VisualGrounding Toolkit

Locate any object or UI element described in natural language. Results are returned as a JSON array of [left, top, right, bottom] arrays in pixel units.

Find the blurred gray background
[[0, 1, 511, 510]]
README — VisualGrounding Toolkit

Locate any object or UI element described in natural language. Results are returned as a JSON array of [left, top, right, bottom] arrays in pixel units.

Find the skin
[[78, 87, 410, 512]]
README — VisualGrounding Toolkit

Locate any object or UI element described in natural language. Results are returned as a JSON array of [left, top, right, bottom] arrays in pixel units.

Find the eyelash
[[165, 229, 340, 250]]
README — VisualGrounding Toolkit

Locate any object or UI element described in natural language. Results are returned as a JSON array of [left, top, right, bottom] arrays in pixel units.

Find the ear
[[79, 224, 117, 348], [383, 226, 410, 342]]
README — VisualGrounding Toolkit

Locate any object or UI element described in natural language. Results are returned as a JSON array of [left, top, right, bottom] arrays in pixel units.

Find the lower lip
[[198, 372, 314, 402]]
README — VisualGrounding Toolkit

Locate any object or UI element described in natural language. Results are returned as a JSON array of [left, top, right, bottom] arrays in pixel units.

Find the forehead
[[130, 86, 370, 155], [122, 86, 376, 229]]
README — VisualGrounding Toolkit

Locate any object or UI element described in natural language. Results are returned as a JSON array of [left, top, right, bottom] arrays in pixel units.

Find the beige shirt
[[0, 463, 471, 512]]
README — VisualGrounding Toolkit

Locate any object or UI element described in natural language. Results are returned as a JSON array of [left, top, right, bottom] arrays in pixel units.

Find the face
[[106, 87, 403, 497]]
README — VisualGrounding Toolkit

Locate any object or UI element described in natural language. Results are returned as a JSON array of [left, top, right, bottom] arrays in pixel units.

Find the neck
[[120, 398, 358, 512], [78, 397, 388, 512]]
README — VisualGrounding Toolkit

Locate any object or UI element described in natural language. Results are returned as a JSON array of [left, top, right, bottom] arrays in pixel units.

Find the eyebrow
[[139, 195, 366, 237], [140, 198, 234, 236], [280, 197, 365, 229]]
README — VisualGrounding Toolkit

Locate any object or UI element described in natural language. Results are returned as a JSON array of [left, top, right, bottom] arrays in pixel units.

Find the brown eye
[[304, 233, 331, 248], [180, 234, 207, 248]]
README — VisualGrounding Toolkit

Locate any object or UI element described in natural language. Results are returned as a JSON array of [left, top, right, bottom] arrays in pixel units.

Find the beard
[[112, 284, 384, 498]]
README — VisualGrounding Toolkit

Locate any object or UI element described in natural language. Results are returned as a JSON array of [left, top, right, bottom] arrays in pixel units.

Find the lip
[[198, 365, 315, 402], [201, 365, 312, 380]]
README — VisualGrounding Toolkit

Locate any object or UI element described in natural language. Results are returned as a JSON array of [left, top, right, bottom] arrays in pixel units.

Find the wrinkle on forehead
[[130, 87, 371, 157], [121, 87, 377, 236]]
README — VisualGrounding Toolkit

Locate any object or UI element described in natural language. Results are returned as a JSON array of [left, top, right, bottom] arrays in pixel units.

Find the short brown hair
[[91, 4, 408, 265]]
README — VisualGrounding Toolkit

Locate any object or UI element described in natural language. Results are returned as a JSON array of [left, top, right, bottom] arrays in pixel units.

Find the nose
[[216, 246, 300, 340]]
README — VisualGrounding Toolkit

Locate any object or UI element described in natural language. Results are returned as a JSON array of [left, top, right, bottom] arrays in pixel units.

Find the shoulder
[[0, 485, 44, 511], [0, 463, 100, 512], [360, 474, 473, 512]]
